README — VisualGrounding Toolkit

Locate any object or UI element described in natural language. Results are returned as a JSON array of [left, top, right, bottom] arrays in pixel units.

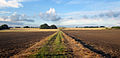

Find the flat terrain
[[64, 30, 120, 57], [15, 31, 101, 58], [0, 32, 55, 57], [63, 28, 106, 30], [0, 28, 58, 32]]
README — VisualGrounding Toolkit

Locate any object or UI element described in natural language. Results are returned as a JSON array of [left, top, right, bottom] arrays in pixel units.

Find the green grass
[[29, 31, 67, 58]]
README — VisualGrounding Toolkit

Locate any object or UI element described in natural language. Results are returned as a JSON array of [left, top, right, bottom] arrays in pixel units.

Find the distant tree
[[0, 26, 2, 30], [76, 26, 78, 28], [100, 26, 105, 28], [84, 26, 99, 28], [24, 26, 30, 28], [112, 26, 120, 29], [50, 25, 57, 29], [15, 27, 21, 28], [1, 24, 9, 29], [40, 23, 50, 29], [0, 24, 9, 30]]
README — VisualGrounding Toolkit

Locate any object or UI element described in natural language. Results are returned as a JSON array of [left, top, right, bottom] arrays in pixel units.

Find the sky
[[0, 0, 120, 27]]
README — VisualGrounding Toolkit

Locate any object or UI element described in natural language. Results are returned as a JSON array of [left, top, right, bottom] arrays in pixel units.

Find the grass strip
[[29, 31, 67, 58]]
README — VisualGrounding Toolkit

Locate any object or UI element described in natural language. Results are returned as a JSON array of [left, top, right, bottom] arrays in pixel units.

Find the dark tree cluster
[[40, 23, 57, 29], [0, 24, 9, 30], [23, 26, 30, 28], [76, 26, 105, 28], [112, 26, 120, 29]]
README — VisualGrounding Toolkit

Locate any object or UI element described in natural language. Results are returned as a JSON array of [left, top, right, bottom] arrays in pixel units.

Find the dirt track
[[14, 31, 102, 58], [64, 30, 120, 57], [0, 32, 55, 57]]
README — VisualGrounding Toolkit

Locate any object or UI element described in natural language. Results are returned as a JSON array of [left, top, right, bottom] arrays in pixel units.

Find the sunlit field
[[0, 28, 58, 32], [0, 0, 120, 58], [63, 28, 106, 30]]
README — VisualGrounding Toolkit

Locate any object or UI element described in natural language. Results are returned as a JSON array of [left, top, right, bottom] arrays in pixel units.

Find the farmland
[[0, 31, 55, 57], [13, 31, 101, 58], [0, 28, 120, 58], [0, 28, 58, 32], [63, 30, 120, 57]]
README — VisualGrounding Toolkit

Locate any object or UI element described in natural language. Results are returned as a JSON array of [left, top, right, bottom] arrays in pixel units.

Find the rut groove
[[12, 31, 104, 58]]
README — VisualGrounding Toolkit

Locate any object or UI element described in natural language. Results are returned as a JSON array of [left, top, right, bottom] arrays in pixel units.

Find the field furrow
[[13, 31, 104, 58]]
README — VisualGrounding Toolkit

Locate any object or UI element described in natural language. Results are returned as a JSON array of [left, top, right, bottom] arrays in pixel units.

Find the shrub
[[50, 25, 57, 29]]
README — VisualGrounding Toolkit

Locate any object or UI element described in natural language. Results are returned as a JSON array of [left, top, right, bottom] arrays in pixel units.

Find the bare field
[[0, 31, 55, 57], [13, 31, 102, 58], [64, 30, 120, 57], [63, 28, 106, 30], [0, 28, 58, 32]]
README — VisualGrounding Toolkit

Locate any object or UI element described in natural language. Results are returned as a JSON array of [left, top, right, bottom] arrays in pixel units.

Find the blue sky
[[0, 0, 120, 27]]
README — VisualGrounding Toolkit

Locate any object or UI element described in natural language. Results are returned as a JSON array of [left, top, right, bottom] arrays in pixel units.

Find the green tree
[[50, 25, 57, 29], [0, 26, 2, 30], [1, 24, 9, 29], [24, 26, 30, 28], [40, 23, 50, 29]]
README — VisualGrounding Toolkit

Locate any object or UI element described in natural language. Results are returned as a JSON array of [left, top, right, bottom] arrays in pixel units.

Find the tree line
[[40, 23, 57, 29], [23, 23, 57, 29], [0, 23, 57, 30]]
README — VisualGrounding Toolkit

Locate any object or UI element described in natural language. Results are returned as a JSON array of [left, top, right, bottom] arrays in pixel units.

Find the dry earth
[[64, 30, 120, 57], [0, 32, 55, 57]]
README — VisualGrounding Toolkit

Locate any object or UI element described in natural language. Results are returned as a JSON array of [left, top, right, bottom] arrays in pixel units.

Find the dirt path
[[12, 31, 102, 58]]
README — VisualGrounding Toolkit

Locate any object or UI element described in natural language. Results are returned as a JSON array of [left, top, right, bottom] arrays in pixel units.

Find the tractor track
[[12, 31, 103, 58]]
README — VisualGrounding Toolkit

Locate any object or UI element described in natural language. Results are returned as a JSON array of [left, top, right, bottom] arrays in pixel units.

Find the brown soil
[[63, 33, 102, 58], [0, 32, 55, 57], [63, 30, 120, 57]]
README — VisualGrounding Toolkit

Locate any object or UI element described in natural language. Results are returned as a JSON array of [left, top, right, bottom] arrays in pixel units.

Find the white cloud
[[67, 0, 94, 5], [39, 8, 61, 21], [0, 0, 24, 8], [0, 12, 34, 22], [0, 12, 35, 26], [59, 10, 120, 27], [52, 0, 71, 4], [0, 18, 11, 21], [46, 8, 56, 14], [52, 0, 63, 4], [0, 11, 11, 14], [60, 18, 120, 27]]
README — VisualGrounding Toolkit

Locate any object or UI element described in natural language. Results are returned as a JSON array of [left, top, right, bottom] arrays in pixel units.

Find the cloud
[[67, 0, 95, 5], [0, 18, 11, 21], [52, 0, 71, 4], [60, 18, 120, 27], [39, 8, 61, 21], [9, 12, 34, 22], [97, 11, 120, 18], [62, 10, 120, 19], [0, 11, 11, 14], [0, 0, 24, 8], [0, 12, 34, 26], [59, 10, 120, 27], [0, 21, 24, 25]]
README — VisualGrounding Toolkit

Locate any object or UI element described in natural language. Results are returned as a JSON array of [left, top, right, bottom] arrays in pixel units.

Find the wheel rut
[[12, 31, 103, 58]]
